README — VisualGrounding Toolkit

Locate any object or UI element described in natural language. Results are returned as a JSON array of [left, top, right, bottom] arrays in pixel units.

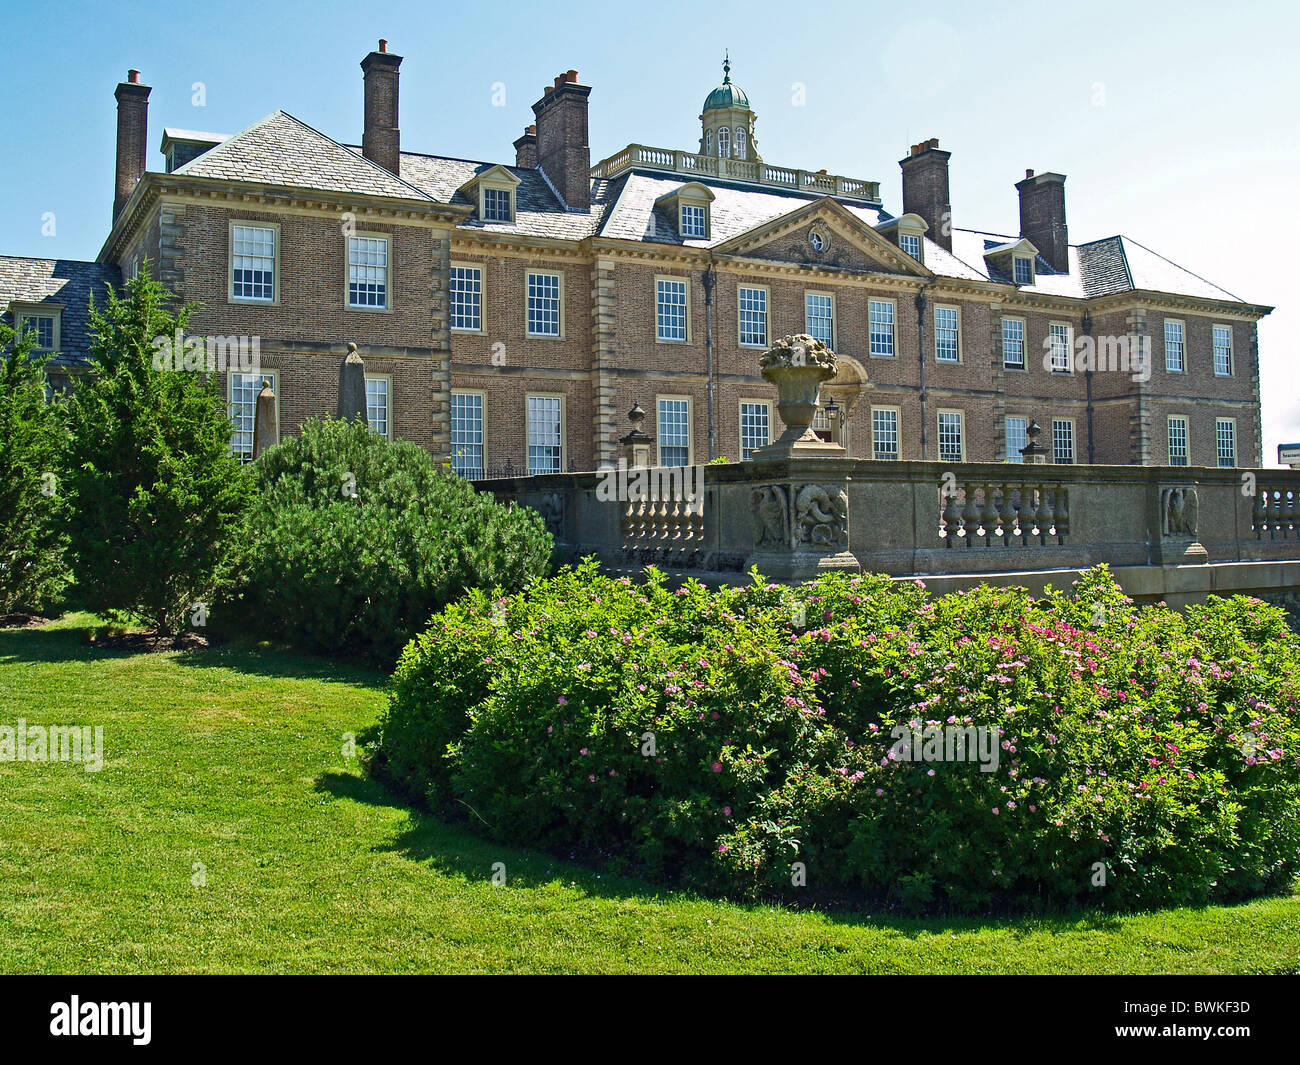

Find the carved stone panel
[[751, 485, 789, 547], [794, 483, 849, 549], [1161, 487, 1199, 539]]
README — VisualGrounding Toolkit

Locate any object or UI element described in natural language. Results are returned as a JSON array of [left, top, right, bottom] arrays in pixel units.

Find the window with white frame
[[872, 407, 899, 460], [734, 127, 747, 160], [935, 306, 960, 362], [1005, 416, 1027, 463], [22, 314, 55, 350], [704, 129, 713, 156], [449, 266, 482, 331], [231, 224, 275, 301], [1049, 322, 1072, 373], [658, 398, 691, 467], [656, 278, 688, 342], [938, 411, 964, 462], [1165, 320, 1185, 373], [450, 392, 484, 479], [527, 272, 562, 337], [738, 286, 767, 347], [739, 401, 770, 460], [680, 203, 707, 238], [1216, 418, 1236, 467], [1002, 317, 1025, 369], [482, 186, 513, 223], [347, 235, 389, 309], [1213, 324, 1233, 376], [1052, 418, 1075, 464], [869, 299, 895, 357], [717, 127, 730, 158], [1167, 415, 1189, 466], [900, 233, 921, 259], [805, 292, 833, 345], [527, 395, 563, 474], [229, 371, 276, 463], [365, 376, 390, 437], [1014, 256, 1033, 286]]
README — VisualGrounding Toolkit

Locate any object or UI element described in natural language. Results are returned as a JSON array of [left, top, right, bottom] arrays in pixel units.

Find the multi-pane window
[[680, 203, 707, 238], [1165, 320, 1185, 373], [347, 236, 389, 309], [1216, 418, 1236, 468], [658, 398, 691, 467], [1213, 324, 1233, 376], [1052, 419, 1075, 464], [527, 272, 562, 337], [805, 293, 833, 345], [1167, 415, 1189, 466], [482, 187, 512, 222], [1049, 323, 1072, 373], [527, 395, 563, 474], [1002, 317, 1025, 369], [365, 376, 390, 437], [937, 411, 964, 463], [734, 127, 747, 160], [738, 286, 767, 347], [739, 401, 770, 460], [900, 233, 921, 259], [656, 278, 688, 341], [1013, 256, 1033, 285], [450, 392, 484, 479], [935, 306, 960, 362], [869, 299, 895, 357], [872, 408, 899, 460], [231, 224, 275, 301], [717, 128, 730, 158], [23, 315, 55, 349], [449, 266, 482, 331], [229, 372, 271, 463], [1005, 416, 1027, 463]]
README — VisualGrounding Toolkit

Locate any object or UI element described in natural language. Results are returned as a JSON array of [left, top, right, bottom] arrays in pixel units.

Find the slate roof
[[1078, 235, 1245, 303], [0, 256, 122, 367], [174, 111, 436, 201]]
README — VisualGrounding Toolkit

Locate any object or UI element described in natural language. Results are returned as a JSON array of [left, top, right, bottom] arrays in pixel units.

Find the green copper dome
[[703, 56, 750, 112]]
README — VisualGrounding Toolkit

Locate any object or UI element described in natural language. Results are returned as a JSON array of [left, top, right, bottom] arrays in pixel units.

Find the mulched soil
[[0, 613, 54, 629]]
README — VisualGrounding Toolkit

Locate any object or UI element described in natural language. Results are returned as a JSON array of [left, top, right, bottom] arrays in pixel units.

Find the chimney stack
[[361, 39, 402, 175], [113, 70, 151, 224], [1016, 170, 1069, 272], [899, 138, 952, 252], [514, 124, 538, 169], [532, 70, 591, 210]]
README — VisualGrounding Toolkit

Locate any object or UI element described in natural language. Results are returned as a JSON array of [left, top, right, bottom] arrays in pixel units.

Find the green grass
[[1, 614, 1297, 974]]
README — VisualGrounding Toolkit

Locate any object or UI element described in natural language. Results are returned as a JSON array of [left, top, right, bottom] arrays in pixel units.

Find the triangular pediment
[[711, 198, 932, 277]]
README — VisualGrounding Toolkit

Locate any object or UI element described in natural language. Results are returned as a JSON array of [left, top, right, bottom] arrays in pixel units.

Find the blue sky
[[3, 0, 1297, 460]]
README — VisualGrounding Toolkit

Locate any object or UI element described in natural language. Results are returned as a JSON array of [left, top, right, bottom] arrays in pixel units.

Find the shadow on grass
[[0, 614, 386, 691], [313, 767, 1151, 940]]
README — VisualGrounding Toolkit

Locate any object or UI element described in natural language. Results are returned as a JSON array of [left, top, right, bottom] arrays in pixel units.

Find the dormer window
[[656, 182, 715, 241], [458, 164, 521, 225], [1014, 256, 1034, 286], [900, 233, 921, 259], [11, 303, 62, 352], [983, 238, 1039, 287]]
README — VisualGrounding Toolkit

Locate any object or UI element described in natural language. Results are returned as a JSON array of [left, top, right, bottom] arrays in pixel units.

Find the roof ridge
[[268, 112, 437, 201], [1120, 235, 1242, 302]]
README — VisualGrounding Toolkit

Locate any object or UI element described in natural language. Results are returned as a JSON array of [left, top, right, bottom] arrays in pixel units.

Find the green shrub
[[375, 562, 1300, 911], [216, 417, 552, 664], [0, 323, 70, 614]]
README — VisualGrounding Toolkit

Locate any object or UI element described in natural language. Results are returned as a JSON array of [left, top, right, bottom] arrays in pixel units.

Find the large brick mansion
[[1, 42, 1272, 472]]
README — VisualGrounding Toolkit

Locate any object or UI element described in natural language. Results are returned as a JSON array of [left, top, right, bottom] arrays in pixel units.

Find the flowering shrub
[[374, 561, 1300, 911]]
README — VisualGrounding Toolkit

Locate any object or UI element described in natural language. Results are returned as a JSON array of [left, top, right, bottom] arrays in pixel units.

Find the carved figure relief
[[795, 483, 849, 548], [751, 485, 789, 547], [1161, 487, 1199, 539]]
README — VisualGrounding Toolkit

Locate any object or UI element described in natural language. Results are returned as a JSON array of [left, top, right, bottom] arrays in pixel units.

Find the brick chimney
[[1016, 169, 1069, 272], [514, 124, 538, 169], [898, 138, 951, 251], [532, 71, 591, 210], [113, 70, 151, 224], [361, 39, 402, 174]]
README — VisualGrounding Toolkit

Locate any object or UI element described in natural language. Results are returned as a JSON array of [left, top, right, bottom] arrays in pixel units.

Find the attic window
[[900, 233, 921, 259], [482, 186, 513, 223], [680, 203, 708, 239], [1014, 256, 1034, 285], [11, 303, 62, 352]]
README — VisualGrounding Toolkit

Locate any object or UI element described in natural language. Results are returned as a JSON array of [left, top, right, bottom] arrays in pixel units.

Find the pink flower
[[723, 806, 732, 817], [711, 762, 722, 773], [580, 748, 588, 756], [557, 696, 567, 706], [992, 807, 1000, 815], [718, 843, 727, 853], [875, 788, 884, 797], [588, 774, 595, 782]]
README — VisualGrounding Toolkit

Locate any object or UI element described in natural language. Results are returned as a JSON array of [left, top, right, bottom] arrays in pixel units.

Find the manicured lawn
[[1, 615, 1296, 975]]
